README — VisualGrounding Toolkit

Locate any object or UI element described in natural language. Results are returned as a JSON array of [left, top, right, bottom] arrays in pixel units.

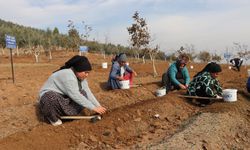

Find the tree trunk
[[142, 55, 145, 64], [136, 53, 140, 59], [103, 51, 106, 59], [16, 46, 19, 56], [49, 50, 52, 60], [149, 53, 153, 61], [35, 54, 39, 63], [152, 57, 158, 77]]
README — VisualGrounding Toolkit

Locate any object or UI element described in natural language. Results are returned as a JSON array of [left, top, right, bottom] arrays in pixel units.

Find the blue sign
[[224, 53, 231, 59], [79, 46, 88, 52], [5, 35, 16, 49]]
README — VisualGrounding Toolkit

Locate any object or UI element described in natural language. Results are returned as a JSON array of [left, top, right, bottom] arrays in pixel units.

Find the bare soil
[[0, 52, 249, 150]]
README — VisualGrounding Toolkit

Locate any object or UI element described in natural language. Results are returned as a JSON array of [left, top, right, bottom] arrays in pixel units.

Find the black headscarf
[[194, 62, 222, 77], [54, 55, 92, 73], [208, 62, 222, 73]]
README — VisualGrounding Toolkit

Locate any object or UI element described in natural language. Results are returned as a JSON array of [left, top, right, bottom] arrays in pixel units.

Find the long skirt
[[39, 91, 83, 122]]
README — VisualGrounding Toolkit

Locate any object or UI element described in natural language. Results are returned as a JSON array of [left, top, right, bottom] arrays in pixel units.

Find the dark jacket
[[230, 58, 243, 67], [247, 77, 250, 93], [187, 71, 222, 97]]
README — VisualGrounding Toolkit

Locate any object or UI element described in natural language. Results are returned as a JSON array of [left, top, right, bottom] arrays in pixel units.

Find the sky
[[0, 0, 250, 55]]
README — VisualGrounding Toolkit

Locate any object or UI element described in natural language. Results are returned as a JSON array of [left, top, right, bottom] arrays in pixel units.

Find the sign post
[[224, 52, 232, 64], [79, 46, 88, 56], [5, 35, 16, 83]]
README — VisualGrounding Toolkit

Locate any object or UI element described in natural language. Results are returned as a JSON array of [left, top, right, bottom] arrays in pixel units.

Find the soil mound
[[0, 52, 249, 149]]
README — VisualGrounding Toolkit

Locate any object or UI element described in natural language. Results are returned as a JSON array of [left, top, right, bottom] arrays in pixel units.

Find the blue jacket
[[168, 62, 190, 86], [108, 61, 133, 89]]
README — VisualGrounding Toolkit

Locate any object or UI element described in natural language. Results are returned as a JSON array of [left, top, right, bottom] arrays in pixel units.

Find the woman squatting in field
[[38, 55, 106, 126], [187, 62, 223, 106], [161, 54, 190, 93], [108, 53, 137, 89]]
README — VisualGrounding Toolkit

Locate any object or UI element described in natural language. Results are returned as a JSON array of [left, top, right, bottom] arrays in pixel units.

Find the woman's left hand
[[179, 84, 187, 90]]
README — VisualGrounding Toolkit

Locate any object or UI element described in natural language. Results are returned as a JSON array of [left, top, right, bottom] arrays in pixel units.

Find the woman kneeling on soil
[[108, 53, 137, 89], [187, 62, 223, 106], [38, 55, 106, 126], [161, 54, 190, 92]]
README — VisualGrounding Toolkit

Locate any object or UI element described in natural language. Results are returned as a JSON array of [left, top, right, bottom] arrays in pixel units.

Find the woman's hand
[[179, 84, 187, 90], [215, 95, 222, 99], [93, 106, 107, 114], [117, 76, 124, 81]]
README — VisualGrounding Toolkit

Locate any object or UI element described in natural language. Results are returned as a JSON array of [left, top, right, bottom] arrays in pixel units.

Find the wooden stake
[[60, 115, 100, 120], [178, 95, 223, 100]]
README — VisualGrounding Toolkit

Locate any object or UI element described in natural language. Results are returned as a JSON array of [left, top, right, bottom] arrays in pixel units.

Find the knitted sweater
[[39, 69, 100, 110]]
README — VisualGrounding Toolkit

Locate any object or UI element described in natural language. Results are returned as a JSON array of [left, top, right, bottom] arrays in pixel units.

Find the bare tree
[[32, 45, 41, 63], [81, 21, 92, 42], [211, 53, 222, 62], [148, 45, 160, 77], [238, 51, 250, 67], [198, 51, 211, 62], [185, 44, 197, 61], [44, 28, 53, 61], [102, 33, 110, 59], [68, 20, 80, 51]]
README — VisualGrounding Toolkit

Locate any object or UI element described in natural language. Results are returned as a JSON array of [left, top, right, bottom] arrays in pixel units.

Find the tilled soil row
[[0, 93, 199, 150]]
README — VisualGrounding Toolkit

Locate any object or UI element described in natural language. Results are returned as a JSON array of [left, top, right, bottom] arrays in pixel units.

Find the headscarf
[[194, 62, 222, 77], [55, 55, 92, 72], [117, 53, 127, 62], [176, 54, 189, 71]]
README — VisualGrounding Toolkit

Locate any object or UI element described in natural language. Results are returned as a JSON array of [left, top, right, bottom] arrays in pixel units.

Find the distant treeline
[[0, 19, 69, 49], [0, 19, 166, 59]]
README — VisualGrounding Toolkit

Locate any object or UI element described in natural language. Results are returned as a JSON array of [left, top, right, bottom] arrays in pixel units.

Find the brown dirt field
[[0, 51, 249, 150]]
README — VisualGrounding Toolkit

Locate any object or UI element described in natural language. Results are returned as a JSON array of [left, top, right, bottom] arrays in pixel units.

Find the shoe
[[49, 119, 62, 126]]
